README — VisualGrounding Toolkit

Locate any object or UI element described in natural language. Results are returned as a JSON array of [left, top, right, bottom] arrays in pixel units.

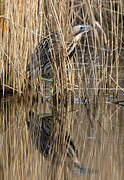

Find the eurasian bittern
[[27, 24, 92, 81]]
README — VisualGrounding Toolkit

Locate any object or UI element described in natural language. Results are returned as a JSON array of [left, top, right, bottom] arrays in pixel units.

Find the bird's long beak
[[78, 25, 93, 35]]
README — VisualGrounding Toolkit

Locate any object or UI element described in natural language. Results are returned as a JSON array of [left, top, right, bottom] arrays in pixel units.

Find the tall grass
[[0, 0, 123, 96]]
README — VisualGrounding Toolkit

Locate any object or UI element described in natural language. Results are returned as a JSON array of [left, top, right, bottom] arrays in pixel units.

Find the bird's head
[[67, 24, 93, 57], [71, 24, 93, 42]]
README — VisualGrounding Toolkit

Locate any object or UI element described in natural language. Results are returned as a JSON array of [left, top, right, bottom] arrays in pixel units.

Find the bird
[[27, 24, 93, 81]]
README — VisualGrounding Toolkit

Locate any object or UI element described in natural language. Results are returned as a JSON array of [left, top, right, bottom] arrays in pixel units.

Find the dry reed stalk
[[0, 0, 44, 94], [0, 0, 123, 97], [79, 0, 123, 97], [41, 0, 76, 100]]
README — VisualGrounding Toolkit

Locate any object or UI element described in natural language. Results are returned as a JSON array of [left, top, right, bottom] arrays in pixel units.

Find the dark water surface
[[0, 91, 124, 180]]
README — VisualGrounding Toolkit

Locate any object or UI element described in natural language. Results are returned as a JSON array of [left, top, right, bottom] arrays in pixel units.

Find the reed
[[0, 0, 123, 97]]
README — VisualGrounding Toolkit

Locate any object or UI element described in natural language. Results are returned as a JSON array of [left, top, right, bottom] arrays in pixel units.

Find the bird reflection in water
[[26, 111, 96, 175]]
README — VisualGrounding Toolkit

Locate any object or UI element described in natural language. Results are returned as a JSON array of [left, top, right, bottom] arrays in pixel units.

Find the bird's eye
[[80, 26, 84, 30]]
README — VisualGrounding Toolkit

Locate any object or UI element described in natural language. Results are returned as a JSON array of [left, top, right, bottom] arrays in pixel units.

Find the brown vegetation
[[0, 0, 124, 97]]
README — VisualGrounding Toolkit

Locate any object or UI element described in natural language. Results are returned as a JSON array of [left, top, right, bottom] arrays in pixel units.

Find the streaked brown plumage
[[27, 25, 92, 80]]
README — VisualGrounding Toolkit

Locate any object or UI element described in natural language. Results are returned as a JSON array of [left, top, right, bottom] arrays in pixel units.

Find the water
[[0, 91, 124, 180]]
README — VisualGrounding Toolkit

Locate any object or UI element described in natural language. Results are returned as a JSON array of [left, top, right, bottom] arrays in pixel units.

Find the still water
[[0, 90, 124, 180]]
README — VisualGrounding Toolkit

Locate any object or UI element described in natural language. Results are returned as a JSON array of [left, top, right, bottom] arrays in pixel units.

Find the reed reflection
[[26, 110, 96, 175]]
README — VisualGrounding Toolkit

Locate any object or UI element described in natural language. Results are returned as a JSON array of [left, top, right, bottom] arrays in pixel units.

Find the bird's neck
[[67, 38, 79, 59]]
